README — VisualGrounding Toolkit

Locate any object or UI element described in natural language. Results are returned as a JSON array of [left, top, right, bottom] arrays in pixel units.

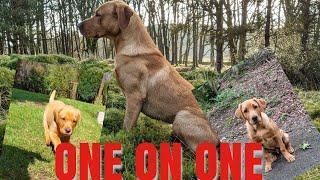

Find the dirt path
[[208, 49, 320, 179]]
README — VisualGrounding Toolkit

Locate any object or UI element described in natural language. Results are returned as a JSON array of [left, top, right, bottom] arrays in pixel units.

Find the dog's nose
[[252, 116, 258, 123], [65, 128, 72, 134]]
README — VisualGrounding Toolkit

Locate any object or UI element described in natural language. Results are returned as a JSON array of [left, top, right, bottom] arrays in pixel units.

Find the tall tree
[[224, 0, 237, 65], [215, 0, 224, 73], [239, 0, 249, 60], [265, 0, 272, 47], [301, 0, 311, 54]]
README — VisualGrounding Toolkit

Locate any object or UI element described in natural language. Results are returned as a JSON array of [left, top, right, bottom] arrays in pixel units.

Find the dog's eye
[[244, 109, 248, 113], [253, 105, 258, 109], [62, 118, 65, 121], [73, 120, 77, 123]]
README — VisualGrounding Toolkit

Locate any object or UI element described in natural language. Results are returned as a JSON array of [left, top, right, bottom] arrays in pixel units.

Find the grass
[[0, 88, 104, 179], [295, 90, 320, 179]]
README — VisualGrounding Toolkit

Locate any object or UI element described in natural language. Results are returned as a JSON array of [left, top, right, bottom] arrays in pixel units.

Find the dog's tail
[[49, 90, 56, 103]]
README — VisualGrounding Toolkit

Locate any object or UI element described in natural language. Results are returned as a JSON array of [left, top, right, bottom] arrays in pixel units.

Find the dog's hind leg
[[172, 109, 220, 152]]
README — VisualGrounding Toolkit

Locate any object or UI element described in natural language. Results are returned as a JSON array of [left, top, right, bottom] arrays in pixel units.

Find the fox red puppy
[[235, 98, 295, 172]]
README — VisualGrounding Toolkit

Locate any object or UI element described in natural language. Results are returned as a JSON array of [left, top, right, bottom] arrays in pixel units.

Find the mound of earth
[[208, 49, 320, 179]]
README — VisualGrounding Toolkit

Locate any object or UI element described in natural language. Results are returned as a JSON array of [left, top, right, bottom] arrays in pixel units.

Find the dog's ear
[[76, 110, 81, 121], [235, 104, 244, 120], [54, 108, 63, 122], [255, 98, 267, 112], [116, 5, 133, 30]]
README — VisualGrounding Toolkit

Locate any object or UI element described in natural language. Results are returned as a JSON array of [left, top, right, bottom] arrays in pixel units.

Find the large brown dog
[[78, 0, 220, 151], [43, 90, 81, 151], [235, 98, 295, 172]]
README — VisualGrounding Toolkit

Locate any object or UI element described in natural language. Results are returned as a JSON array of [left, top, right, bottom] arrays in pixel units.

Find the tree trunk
[[171, 1, 178, 65], [192, 0, 198, 68], [301, 0, 311, 54], [215, 0, 224, 73], [239, 0, 248, 61], [224, 0, 237, 65], [184, 29, 191, 67], [265, 0, 272, 47], [40, 0, 48, 54]]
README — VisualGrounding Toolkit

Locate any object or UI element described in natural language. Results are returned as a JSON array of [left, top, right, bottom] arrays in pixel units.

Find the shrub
[[0, 55, 15, 69], [79, 58, 111, 71], [25, 66, 47, 93], [0, 54, 76, 70], [0, 67, 14, 151], [102, 108, 125, 134], [0, 67, 14, 90], [0, 55, 11, 67], [78, 60, 112, 103], [106, 91, 126, 110], [77, 67, 105, 102], [0, 121, 6, 153], [180, 68, 219, 111], [45, 65, 78, 97]]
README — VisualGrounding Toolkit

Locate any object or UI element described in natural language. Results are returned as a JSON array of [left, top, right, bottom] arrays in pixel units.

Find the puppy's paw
[[288, 146, 295, 154], [45, 142, 51, 146], [271, 155, 277, 162], [45, 137, 51, 146], [265, 165, 272, 173], [285, 153, 295, 162]]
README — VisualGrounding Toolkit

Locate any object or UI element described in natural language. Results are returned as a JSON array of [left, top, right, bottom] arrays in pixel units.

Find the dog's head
[[78, 0, 133, 38], [235, 98, 267, 126], [54, 106, 81, 136]]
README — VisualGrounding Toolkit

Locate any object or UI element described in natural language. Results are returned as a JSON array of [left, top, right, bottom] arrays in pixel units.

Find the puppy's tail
[[49, 90, 56, 103]]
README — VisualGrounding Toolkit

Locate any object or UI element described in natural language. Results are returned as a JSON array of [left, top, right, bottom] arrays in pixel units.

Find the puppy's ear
[[255, 98, 267, 112], [76, 110, 81, 121], [117, 5, 133, 30], [235, 104, 244, 120], [54, 108, 63, 122]]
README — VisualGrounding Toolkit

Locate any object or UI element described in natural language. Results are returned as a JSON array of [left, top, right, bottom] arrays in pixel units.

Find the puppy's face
[[55, 107, 81, 136], [78, 1, 133, 38], [235, 98, 267, 126]]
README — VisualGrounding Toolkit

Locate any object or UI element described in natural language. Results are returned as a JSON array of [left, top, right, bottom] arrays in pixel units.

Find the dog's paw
[[288, 146, 295, 154], [285, 153, 295, 162], [265, 165, 272, 173], [271, 155, 277, 162], [45, 138, 51, 146]]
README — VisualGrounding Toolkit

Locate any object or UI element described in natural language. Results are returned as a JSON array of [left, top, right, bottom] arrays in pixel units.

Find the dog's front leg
[[123, 95, 143, 131], [49, 132, 61, 151], [275, 134, 295, 162], [121, 68, 148, 131], [118, 64, 148, 131]]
